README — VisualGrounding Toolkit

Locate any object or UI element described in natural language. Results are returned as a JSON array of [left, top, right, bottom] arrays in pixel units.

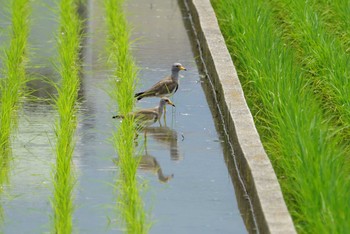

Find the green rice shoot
[[105, 0, 150, 233], [51, 0, 82, 233]]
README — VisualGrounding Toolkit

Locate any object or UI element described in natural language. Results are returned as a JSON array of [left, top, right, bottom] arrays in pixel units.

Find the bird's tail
[[112, 115, 124, 119], [134, 92, 144, 101]]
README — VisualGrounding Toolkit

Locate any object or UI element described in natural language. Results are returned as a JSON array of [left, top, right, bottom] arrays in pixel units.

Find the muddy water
[[0, 0, 247, 233]]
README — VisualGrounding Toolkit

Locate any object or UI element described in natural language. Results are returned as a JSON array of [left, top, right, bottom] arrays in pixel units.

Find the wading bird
[[134, 63, 186, 101], [112, 97, 175, 128]]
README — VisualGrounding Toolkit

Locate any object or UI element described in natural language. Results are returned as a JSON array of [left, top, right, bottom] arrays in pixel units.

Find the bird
[[112, 97, 175, 127], [134, 63, 186, 101]]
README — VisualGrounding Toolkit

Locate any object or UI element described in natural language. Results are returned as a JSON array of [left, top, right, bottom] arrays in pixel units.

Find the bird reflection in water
[[135, 125, 182, 183], [143, 126, 182, 161], [136, 150, 174, 183], [114, 149, 173, 183]]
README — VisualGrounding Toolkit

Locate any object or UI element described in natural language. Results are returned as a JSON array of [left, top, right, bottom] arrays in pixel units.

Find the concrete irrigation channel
[[184, 0, 296, 233], [0, 0, 295, 233]]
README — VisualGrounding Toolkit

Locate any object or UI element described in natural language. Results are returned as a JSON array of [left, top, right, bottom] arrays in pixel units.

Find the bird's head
[[161, 97, 176, 107], [172, 63, 186, 72]]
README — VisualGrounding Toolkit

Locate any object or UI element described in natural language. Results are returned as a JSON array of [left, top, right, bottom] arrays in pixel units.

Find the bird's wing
[[142, 77, 177, 96], [134, 108, 158, 123], [151, 78, 178, 96]]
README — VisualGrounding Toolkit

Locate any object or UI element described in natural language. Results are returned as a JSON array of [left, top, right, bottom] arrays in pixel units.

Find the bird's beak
[[168, 100, 176, 107], [180, 66, 187, 71]]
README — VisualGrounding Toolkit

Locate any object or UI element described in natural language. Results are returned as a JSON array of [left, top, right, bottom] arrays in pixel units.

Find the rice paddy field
[[0, 0, 248, 233], [212, 0, 350, 233]]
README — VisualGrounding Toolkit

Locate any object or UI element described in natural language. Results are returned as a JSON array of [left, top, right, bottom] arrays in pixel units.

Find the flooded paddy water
[[0, 0, 248, 233]]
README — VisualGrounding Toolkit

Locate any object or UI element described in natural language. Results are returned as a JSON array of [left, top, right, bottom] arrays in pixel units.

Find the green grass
[[269, 0, 350, 139], [51, 0, 82, 233], [105, 0, 149, 233], [211, 0, 350, 233], [314, 0, 350, 53]]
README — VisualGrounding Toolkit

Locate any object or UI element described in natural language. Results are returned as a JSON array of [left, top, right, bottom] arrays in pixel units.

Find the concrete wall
[[184, 0, 297, 233]]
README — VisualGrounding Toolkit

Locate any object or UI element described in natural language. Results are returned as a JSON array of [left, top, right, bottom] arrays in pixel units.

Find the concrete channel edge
[[185, 0, 297, 233]]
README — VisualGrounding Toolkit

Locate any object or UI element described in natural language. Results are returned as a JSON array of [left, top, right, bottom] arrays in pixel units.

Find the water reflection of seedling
[[0, 146, 11, 223]]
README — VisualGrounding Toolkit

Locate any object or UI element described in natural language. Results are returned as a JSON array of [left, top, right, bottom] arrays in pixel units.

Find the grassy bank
[[269, 0, 350, 139], [211, 0, 350, 233], [51, 0, 82, 232], [314, 0, 350, 53], [104, 0, 149, 233]]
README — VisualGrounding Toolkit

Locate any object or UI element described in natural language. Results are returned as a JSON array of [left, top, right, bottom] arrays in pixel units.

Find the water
[[0, 0, 247, 233], [124, 0, 246, 233]]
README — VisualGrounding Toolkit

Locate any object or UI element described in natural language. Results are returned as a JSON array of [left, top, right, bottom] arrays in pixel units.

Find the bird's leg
[[145, 138, 148, 155], [158, 113, 163, 127], [144, 129, 147, 143]]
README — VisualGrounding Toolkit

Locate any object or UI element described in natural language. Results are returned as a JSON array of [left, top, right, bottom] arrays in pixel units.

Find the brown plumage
[[135, 63, 186, 101], [112, 97, 175, 127]]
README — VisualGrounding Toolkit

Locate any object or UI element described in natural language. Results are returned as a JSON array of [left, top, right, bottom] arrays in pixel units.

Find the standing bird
[[134, 63, 186, 101], [112, 97, 175, 127]]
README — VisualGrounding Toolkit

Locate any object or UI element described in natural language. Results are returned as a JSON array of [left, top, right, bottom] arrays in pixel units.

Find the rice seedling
[[0, 0, 30, 158], [51, 0, 82, 233], [105, 0, 149, 233], [212, 0, 350, 232], [0, 0, 30, 225], [0, 0, 30, 191]]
